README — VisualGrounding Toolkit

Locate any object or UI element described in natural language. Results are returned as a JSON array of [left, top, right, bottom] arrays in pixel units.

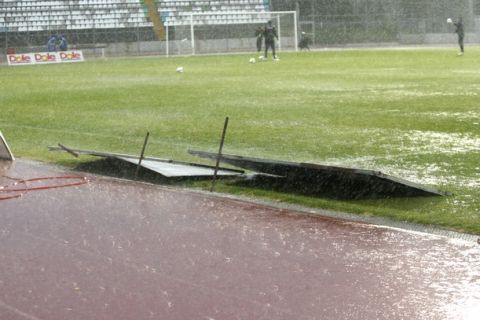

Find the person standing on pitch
[[263, 20, 279, 60], [255, 26, 263, 53], [453, 17, 464, 55]]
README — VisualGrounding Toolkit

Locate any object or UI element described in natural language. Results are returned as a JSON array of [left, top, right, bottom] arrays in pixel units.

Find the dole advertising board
[[7, 50, 84, 66]]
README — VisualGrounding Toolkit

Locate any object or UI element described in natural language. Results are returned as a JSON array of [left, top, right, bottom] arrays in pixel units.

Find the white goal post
[[164, 11, 298, 56]]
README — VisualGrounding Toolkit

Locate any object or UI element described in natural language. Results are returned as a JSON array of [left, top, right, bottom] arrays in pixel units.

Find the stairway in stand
[[142, 0, 166, 40]]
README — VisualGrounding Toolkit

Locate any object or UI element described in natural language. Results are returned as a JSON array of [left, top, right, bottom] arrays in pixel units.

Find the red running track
[[0, 160, 479, 320]]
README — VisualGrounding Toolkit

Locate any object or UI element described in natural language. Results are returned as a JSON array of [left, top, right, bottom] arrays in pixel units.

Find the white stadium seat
[[0, 0, 270, 35]]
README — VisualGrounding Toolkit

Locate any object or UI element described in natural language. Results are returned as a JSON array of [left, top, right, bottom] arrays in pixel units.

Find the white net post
[[166, 25, 169, 57], [293, 12, 298, 52], [190, 14, 195, 55], [277, 15, 282, 51]]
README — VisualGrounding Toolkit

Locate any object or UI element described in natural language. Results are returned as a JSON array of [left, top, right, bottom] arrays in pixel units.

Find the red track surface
[[1, 160, 479, 320]]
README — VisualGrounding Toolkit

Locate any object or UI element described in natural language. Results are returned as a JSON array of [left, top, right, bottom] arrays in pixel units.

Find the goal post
[[165, 11, 298, 57]]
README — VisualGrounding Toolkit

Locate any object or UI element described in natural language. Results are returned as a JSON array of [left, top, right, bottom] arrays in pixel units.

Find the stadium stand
[[0, 0, 271, 54], [159, 0, 269, 26], [0, 0, 151, 32], [0, 1, 270, 32]]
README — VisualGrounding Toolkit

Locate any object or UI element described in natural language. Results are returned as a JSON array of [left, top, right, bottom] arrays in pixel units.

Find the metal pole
[[4, 11, 8, 51], [190, 13, 195, 55], [135, 131, 150, 180], [58, 143, 79, 158], [136, 24, 140, 56], [293, 11, 298, 52], [166, 25, 169, 57], [210, 117, 229, 192], [277, 15, 281, 51], [92, 9, 96, 56]]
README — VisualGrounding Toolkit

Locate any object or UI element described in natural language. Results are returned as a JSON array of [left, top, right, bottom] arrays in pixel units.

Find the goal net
[[164, 11, 297, 56]]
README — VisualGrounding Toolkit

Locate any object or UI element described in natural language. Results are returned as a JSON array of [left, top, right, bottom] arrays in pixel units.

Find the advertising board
[[6, 51, 84, 66]]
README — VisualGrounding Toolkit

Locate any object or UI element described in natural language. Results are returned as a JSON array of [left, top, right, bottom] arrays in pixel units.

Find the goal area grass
[[1, 47, 479, 234]]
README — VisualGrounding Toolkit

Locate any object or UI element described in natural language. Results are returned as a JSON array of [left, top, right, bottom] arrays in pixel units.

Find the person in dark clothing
[[47, 35, 57, 52], [299, 32, 311, 50], [453, 17, 464, 55], [263, 20, 279, 60], [58, 35, 68, 51], [255, 27, 263, 53]]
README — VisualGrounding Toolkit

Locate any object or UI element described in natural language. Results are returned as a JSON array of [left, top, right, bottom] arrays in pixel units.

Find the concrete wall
[[81, 37, 296, 57], [399, 32, 479, 45]]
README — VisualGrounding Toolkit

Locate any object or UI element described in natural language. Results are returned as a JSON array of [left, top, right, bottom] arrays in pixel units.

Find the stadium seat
[[0, 0, 270, 43]]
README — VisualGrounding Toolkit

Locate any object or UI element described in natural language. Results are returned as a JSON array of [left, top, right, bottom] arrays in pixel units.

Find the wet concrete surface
[[1, 160, 479, 320]]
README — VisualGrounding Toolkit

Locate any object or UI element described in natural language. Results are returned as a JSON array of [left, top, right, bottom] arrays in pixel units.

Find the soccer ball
[[447, 18, 453, 24], [249, 57, 256, 64], [176, 66, 184, 73]]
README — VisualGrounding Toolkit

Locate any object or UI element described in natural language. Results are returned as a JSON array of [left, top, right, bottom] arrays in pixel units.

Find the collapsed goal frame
[[0, 131, 14, 161], [164, 11, 298, 57]]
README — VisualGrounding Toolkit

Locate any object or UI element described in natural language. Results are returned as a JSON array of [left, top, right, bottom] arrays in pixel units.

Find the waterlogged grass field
[[1, 48, 479, 234]]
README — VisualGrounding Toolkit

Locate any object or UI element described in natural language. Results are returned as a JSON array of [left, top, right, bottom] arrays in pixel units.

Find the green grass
[[1, 48, 479, 234]]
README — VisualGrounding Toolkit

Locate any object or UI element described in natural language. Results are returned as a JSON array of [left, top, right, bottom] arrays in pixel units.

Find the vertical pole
[[210, 117, 229, 192], [4, 12, 8, 51], [190, 13, 195, 55], [166, 25, 169, 57], [135, 131, 150, 180], [277, 15, 281, 51], [136, 25, 140, 55], [293, 11, 298, 52], [92, 9, 96, 56], [312, 1, 316, 46]]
